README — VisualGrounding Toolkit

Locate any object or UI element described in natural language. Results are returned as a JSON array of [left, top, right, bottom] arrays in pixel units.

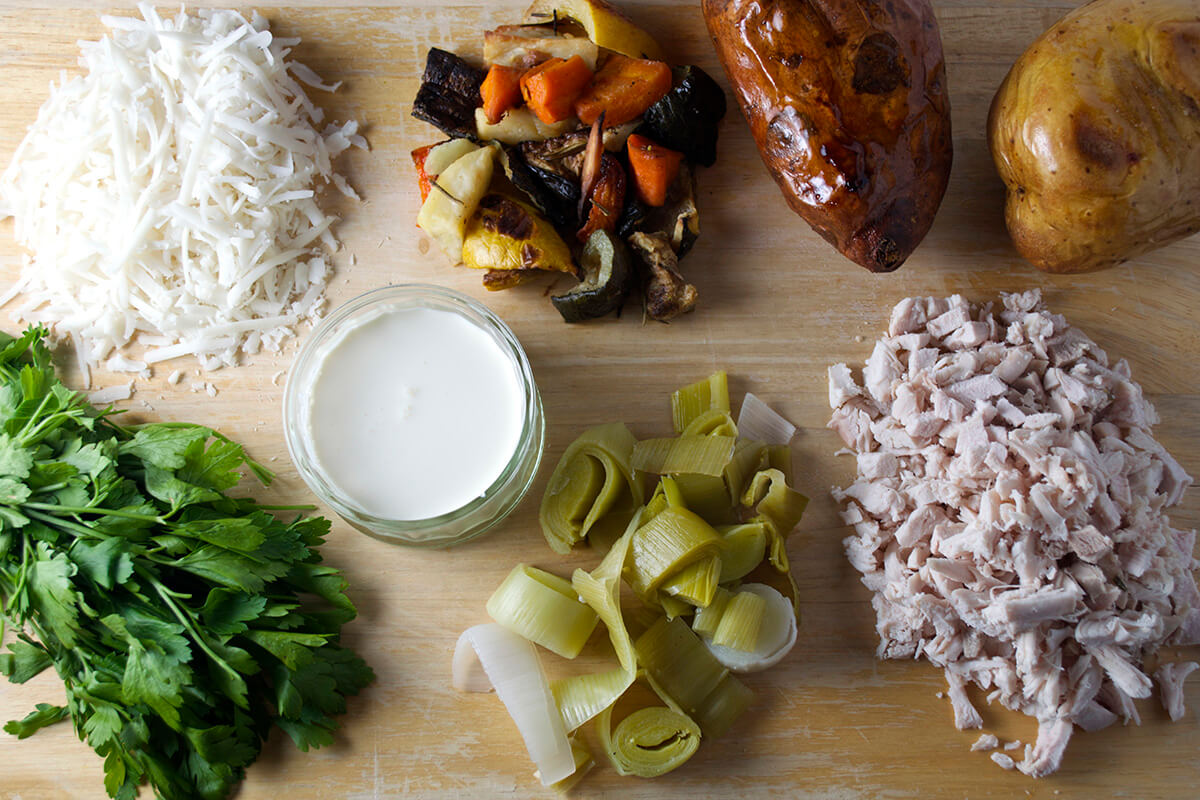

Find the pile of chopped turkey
[[0, 4, 363, 386], [829, 290, 1199, 778]]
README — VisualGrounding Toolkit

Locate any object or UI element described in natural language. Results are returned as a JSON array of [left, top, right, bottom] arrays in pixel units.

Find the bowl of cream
[[283, 284, 544, 547]]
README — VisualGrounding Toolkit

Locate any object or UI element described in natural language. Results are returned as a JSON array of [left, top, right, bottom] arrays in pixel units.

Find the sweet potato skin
[[989, 0, 1200, 273], [702, 0, 952, 272]]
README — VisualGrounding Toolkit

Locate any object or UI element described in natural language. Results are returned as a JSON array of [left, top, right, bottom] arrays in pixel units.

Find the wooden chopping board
[[1, 1, 1198, 798]]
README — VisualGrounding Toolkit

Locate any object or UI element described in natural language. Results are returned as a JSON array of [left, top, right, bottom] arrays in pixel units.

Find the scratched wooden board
[[0, 1, 1197, 798]]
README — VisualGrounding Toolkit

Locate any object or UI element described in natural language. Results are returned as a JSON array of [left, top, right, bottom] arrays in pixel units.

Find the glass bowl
[[283, 284, 544, 547]]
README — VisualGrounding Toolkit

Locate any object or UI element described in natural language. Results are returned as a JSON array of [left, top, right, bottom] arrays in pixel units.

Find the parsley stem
[[21, 509, 109, 541], [144, 570, 243, 688], [21, 503, 165, 524]]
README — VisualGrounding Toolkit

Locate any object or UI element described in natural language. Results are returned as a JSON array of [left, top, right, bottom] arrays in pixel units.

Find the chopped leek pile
[[454, 373, 807, 788]]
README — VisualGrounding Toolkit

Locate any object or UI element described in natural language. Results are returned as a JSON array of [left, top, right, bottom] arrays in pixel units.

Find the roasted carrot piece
[[520, 55, 594, 125], [574, 54, 673, 127], [480, 64, 525, 125], [626, 133, 683, 207], [411, 144, 436, 204]]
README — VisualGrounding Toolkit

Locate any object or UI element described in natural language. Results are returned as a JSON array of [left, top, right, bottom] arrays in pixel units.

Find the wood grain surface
[[1, 2, 1198, 798]]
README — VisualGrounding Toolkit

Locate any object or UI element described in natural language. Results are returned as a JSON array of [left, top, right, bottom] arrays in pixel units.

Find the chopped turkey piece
[[971, 733, 999, 752], [829, 290, 1198, 778], [990, 752, 1016, 770], [1155, 661, 1199, 721]]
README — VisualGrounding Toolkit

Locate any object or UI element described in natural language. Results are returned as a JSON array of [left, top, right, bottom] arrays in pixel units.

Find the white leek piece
[[699, 584, 797, 672], [452, 624, 575, 785], [736, 393, 796, 446]]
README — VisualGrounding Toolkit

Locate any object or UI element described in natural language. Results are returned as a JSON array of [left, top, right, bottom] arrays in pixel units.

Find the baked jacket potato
[[702, 0, 952, 272], [989, 0, 1200, 273]]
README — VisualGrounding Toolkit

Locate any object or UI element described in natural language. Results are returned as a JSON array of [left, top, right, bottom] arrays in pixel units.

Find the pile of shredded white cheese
[[0, 4, 364, 386]]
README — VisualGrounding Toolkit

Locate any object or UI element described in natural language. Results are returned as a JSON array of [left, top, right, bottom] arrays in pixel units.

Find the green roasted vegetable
[[637, 65, 727, 167], [0, 327, 373, 800], [551, 230, 634, 322]]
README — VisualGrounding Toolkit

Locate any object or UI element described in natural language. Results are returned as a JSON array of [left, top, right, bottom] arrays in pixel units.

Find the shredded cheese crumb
[[0, 4, 364, 379], [89, 382, 134, 405]]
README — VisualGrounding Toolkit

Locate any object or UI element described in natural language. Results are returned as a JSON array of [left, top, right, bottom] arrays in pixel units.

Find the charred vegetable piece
[[481, 64, 526, 125], [578, 152, 626, 242], [483, 268, 543, 291], [627, 133, 683, 207], [503, 146, 582, 230], [637, 65, 727, 167], [525, 0, 666, 61], [462, 194, 577, 275], [617, 196, 649, 239], [575, 54, 673, 126], [552, 229, 634, 322], [412, 47, 486, 139], [642, 162, 700, 257], [629, 231, 697, 321], [520, 55, 594, 124]]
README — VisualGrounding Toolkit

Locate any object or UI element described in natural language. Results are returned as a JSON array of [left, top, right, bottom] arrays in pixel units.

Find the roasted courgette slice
[[551, 229, 633, 322]]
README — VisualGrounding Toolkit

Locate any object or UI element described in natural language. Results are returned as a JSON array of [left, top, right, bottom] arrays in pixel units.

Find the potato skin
[[989, 0, 1200, 273], [702, 0, 952, 272]]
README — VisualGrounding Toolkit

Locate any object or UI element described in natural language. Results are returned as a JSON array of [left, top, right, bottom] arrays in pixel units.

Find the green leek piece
[[691, 586, 732, 638], [671, 372, 729, 433], [626, 507, 722, 598], [658, 593, 694, 620], [539, 422, 643, 554], [552, 511, 643, 732], [681, 408, 738, 438], [633, 435, 736, 477], [716, 522, 769, 583], [744, 468, 809, 540], [541, 736, 594, 792], [634, 617, 728, 715], [692, 674, 754, 738], [723, 438, 767, 504], [487, 564, 600, 659], [767, 444, 793, 484], [712, 590, 767, 652], [660, 475, 687, 509], [660, 554, 721, 608], [598, 705, 701, 778], [673, 472, 733, 524]]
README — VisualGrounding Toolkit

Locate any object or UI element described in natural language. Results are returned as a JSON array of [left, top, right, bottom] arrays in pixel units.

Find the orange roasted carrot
[[520, 55, 594, 125], [574, 54, 672, 127], [411, 144, 436, 204], [626, 133, 683, 207], [480, 64, 525, 125]]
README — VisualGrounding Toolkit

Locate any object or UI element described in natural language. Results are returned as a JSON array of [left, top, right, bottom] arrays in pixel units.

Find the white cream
[[306, 306, 524, 521]]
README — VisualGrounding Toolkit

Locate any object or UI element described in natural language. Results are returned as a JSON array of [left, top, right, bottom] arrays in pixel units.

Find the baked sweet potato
[[989, 0, 1200, 273], [702, 0, 952, 272]]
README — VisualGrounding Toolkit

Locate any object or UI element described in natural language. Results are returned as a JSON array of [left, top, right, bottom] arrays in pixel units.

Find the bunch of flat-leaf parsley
[[0, 327, 374, 799]]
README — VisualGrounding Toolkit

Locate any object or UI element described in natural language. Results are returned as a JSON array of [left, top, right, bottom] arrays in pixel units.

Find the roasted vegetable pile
[[410, 0, 726, 322], [0, 327, 373, 800]]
